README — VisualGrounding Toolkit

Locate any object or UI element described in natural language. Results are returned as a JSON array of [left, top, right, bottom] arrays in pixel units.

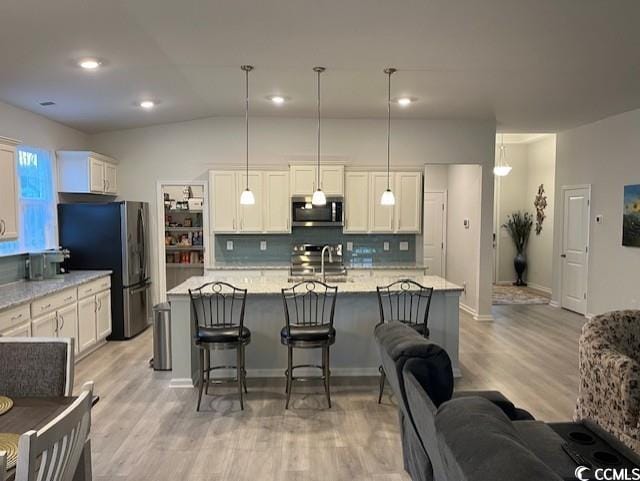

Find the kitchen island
[[167, 273, 463, 387]]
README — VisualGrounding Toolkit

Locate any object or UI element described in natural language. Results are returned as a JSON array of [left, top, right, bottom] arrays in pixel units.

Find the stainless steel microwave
[[291, 197, 344, 227]]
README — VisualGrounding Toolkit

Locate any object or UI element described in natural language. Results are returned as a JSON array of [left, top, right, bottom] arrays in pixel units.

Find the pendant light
[[311, 66, 327, 206], [380, 68, 396, 206], [493, 133, 512, 177], [239, 65, 255, 205]]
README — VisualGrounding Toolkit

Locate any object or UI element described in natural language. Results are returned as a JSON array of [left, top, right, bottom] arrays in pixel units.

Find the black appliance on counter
[[291, 197, 343, 227], [58, 201, 152, 340]]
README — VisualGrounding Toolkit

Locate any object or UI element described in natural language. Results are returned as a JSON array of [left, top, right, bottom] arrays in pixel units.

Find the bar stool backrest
[[189, 282, 247, 337], [281, 281, 338, 329], [376, 279, 433, 331]]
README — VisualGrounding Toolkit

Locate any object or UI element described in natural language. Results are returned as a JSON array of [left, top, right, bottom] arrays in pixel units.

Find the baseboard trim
[[585, 312, 595, 320], [527, 283, 552, 295], [474, 314, 495, 322], [459, 302, 477, 317], [169, 378, 195, 388], [75, 339, 107, 363], [452, 367, 462, 378], [549, 300, 560, 308]]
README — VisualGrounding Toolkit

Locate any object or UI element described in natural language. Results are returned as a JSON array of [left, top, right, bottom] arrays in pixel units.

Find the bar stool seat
[[197, 326, 251, 344], [280, 325, 336, 344]]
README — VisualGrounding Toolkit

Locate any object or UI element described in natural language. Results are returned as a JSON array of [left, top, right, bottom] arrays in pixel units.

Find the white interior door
[[561, 186, 590, 314], [423, 192, 446, 277]]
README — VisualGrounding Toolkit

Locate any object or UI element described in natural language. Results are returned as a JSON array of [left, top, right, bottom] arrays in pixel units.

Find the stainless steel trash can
[[152, 303, 172, 371]]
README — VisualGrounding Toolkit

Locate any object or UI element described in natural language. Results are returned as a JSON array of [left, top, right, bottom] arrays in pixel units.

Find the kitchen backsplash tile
[[0, 254, 26, 285], [214, 227, 416, 266]]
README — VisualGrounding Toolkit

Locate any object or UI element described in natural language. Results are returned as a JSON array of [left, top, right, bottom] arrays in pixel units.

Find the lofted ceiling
[[0, 0, 639, 133]]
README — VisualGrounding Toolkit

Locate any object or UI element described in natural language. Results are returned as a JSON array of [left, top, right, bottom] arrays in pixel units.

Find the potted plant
[[502, 211, 533, 286]]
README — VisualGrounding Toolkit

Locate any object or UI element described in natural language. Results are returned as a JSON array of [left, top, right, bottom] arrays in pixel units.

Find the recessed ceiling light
[[266, 95, 288, 105], [396, 97, 413, 106], [39, 101, 56, 107], [78, 58, 101, 70], [139, 100, 155, 109]]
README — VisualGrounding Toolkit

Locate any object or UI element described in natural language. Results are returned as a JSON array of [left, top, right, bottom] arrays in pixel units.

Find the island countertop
[[0, 270, 112, 312], [167, 274, 463, 296]]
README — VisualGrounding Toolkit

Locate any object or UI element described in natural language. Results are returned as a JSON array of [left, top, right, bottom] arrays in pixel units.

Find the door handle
[[58, 314, 64, 331], [0, 219, 5, 236], [560, 254, 567, 258]]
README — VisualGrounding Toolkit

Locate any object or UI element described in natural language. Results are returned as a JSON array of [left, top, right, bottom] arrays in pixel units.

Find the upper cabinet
[[57, 151, 118, 195], [289, 164, 344, 197], [0, 137, 20, 241], [344, 171, 422, 235], [209, 170, 290, 234]]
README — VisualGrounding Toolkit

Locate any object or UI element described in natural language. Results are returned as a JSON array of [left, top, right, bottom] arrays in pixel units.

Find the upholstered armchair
[[575, 310, 640, 453]]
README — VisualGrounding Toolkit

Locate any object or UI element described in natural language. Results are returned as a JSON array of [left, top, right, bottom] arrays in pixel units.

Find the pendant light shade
[[381, 68, 396, 206], [493, 134, 512, 177], [240, 65, 255, 205], [312, 66, 327, 206]]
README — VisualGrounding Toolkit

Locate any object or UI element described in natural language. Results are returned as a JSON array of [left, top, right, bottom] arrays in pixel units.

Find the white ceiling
[[1, 0, 639, 134]]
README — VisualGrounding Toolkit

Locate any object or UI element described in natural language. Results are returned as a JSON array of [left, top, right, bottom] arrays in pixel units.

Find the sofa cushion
[[435, 397, 562, 481]]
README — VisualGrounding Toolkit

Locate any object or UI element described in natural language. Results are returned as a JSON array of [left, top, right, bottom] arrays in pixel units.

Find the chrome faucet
[[321, 245, 333, 282]]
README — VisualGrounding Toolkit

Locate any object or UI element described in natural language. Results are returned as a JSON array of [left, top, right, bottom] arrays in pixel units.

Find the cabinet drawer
[[0, 304, 31, 332], [0, 320, 31, 337], [78, 277, 111, 299], [31, 288, 77, 317]]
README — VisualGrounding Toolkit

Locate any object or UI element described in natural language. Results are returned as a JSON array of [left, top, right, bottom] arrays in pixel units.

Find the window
[[0, 146, 57, 256]]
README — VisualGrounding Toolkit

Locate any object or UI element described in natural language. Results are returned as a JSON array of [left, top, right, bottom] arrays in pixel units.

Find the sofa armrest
[[454, 390, 535, 421], [578, 345, 640, 428]]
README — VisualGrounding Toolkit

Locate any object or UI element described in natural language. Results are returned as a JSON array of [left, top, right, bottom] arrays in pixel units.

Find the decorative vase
[[513, 252, 527, 286]]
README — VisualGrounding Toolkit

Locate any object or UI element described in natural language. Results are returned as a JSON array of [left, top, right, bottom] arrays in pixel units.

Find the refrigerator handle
[[139, 207, 146, 280]]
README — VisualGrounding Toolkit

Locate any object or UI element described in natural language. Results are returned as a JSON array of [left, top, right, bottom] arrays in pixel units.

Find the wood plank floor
[[74, 304, 585, 481]]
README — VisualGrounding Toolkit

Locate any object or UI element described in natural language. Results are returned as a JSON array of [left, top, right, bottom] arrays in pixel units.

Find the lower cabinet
[[77, 296, 98, 353], [1, 320, 31, 337], [96, 290, 112, 339], [57, 303, 79, 353], [31, 312, 58, 337]]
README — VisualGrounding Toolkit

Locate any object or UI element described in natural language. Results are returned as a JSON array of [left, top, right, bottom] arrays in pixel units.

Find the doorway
[[560, 185, 591, 315], [423, 191, 446, 277]]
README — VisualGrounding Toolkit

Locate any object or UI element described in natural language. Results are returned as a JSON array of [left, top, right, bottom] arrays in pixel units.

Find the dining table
[[0, 396, 92, 481]]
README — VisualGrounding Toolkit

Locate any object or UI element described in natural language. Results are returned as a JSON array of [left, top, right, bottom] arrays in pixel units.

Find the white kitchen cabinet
[[264, 171, 291, 233], [289, 165, 344, 197], [0, 137, 20, 241], [319, 165, 344, 196], [237, 172, 264, 233], [77, 296, 97, 352], [96, 290, 112, 340], [395, 172, 422, 233], [369, 172, 395, 233], [289, 165, 317, 196], [0, 320, 31, 337], [32, 312, 58, 337], [210, 171, 238, 233], [56, 303, 78, 353], [344, 172, 369, 233], [57, 151, 119, 195]]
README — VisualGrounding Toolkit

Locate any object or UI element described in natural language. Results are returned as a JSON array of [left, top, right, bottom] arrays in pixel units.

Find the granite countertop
[[0, 270, 112, 312], [168, 274, 462, 296], [206, 263, 426, 271]]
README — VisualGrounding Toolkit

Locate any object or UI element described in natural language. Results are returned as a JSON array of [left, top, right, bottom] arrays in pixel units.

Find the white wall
[[90, 116, 496, 316], [494, 136, 555, 291], [553, 108, 640, 316], [0, 100, 88, 152]]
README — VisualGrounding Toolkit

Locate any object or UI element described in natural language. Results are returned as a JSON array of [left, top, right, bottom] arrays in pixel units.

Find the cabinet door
[[77, 296, 97, 352], [344, 172, 369, 233], [290, 165, 316, 197], [96, 290, 112, 340], [210, 171, 237, 233], [369, 172, 394, 233], [237, 172, 263, 233], [320, 166, 344, 196], [395, 172, 422, 233], [32, 312, 57, 337], [0, 144, 19, 240], [104, 163, 117, 194], [0, 320, 31, 337], [264, 171, 290, 233], [89, 158, 105, 193], [57, 303, 79, 354]]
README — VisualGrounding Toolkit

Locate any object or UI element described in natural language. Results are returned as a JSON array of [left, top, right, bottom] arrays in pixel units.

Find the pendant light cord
[[245, 67, 250, 188], [316, 68, 322, 190], [387, 70, 391, 190]]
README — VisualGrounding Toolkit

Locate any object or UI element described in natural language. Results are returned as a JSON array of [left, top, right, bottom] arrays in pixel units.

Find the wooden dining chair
[[0, 337, 74, 398], [7, 381, 94, 481]]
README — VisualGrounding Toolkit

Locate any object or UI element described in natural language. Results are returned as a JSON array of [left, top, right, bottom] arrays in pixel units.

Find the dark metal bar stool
[[188, 281, 251, 411], [280, 280, 338, 409], [376, 279, 433, 403]]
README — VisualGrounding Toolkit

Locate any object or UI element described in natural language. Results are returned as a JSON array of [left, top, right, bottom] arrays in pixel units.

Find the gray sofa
[[375, 321, 640, 481]]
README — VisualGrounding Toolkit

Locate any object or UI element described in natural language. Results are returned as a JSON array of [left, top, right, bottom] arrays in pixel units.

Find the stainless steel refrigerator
[[58, 201, 152, 339]]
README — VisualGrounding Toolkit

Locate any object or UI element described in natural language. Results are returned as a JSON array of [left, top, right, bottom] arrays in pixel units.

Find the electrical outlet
[[346, 242, 353, 252], [383, 241, 390, 251], [399, 241, 409, 251], [595, 214, 604, 224], [226, 240, 234, 251], [260, 240, 267, 251]]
